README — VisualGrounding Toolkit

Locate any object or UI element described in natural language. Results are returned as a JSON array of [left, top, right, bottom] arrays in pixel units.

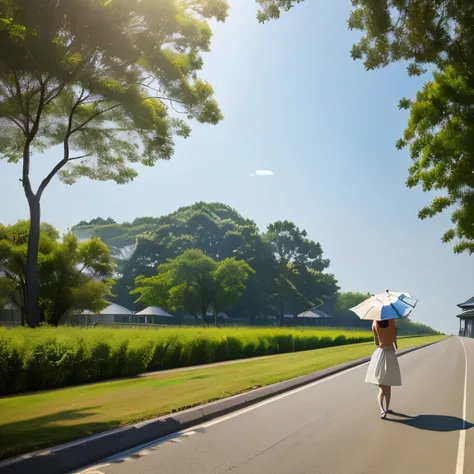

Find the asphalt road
[[79, 337, 473, 474]]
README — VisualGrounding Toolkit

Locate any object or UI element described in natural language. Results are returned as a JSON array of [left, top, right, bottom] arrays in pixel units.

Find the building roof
[[457, 296, 474, 309], [456, 309, 474, 319], [297, 309, 332, 319], [135, 306, 173, 317], [1, 301, 20, 311], [100, 303, 133, 315]]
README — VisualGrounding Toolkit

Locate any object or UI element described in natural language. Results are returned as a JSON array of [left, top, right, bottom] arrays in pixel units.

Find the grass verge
[[0, 326, 373, 396], [0, 335, 446, 460]]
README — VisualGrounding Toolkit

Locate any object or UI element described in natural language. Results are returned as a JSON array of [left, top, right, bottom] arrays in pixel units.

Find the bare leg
[[378, 385, 385, 417], [385, 386, 392, 412]]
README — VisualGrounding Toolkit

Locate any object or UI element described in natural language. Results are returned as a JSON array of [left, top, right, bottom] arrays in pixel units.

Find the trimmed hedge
[[0, 326, 372, 395]]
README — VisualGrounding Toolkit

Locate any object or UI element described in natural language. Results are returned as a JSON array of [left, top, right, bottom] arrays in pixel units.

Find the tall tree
[[73, 205, 339, 322], [131, 249, 253, 324], [0, 220, 59, 324], [228, 231, 280, 324], [348, 1, 474, 74], [347, 1, 474, 254], [258, 1, 474, 254], [265, 220, 332, 323], [39, 234, 114, 325], [0, 221, 114, 325], [73, 203, 261, 309], [0, 0, 228, 326], [212, 257, 256, 317]]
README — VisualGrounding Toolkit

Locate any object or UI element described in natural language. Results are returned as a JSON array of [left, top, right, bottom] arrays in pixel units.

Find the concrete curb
[[0, 340, 441, 474]]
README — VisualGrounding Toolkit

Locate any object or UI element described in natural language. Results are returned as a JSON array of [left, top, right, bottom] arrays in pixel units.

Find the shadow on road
[[386, 412, 473, 432]]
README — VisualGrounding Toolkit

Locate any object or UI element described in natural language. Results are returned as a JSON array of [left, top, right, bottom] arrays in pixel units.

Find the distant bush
[[395, 318, 438, 336], [0, 326, 372, 396]]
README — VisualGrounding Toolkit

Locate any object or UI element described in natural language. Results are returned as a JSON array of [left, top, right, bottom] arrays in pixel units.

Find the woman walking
[[365, 319, 401, 419]]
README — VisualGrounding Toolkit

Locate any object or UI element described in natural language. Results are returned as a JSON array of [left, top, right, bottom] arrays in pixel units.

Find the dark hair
[[377, 320, 389, 329]]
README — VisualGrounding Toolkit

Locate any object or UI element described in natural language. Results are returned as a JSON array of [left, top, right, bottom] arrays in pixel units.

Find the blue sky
[[0, 0, 471, 334]]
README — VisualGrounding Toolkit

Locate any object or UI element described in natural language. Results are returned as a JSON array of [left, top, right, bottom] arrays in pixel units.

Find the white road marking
[[455, 337, 468, 474], [80, 464, 110, 473], [78, 341, 444, 473], [77, 362, 368, 472], [137, 449, 153, 455], [200, 363, 366, 429]]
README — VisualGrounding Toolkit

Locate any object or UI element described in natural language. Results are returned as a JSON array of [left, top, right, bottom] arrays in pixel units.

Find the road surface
[[79, 337, 473, 474]]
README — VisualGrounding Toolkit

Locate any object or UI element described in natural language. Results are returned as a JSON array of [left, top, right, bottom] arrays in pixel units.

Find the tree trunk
[[14, 286, 26, 326], [25, 196, 41, 327], [279, 300, 284, 327]]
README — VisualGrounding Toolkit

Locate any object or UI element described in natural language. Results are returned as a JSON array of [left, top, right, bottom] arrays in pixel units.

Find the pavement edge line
[[0, 340, 442, 474]]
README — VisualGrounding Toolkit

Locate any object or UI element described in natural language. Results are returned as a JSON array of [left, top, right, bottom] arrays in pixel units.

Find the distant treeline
[[72, 202, 439, 335]]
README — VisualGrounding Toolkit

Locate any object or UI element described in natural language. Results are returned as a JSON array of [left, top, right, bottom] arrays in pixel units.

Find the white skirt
[[365, 346, 402, 386]]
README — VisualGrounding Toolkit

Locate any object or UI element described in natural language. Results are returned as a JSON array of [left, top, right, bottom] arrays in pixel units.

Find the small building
[[296, 308, 332, 327], [135, 306, 173, 325], [0, 301, 22, 325], [90, 303, 134, 324], [456, 297, 474, 338]]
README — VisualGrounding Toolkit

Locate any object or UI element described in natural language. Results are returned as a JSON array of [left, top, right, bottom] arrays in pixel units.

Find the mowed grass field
[[0, 334, 446, 460]]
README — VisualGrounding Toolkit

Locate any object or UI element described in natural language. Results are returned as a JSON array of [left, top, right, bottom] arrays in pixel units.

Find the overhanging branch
[[36, 91, 88, 199], [70, 103, 121, 134], [69, 154, 91, 161], [7, 117, 26, 132], [139, 83, 187, 107]]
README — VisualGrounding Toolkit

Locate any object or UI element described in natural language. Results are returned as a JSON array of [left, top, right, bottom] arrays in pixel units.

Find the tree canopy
[[259, 1, 474, 255], [256, 0, 305, 22], [131, 249, 254, 323], [72, 201, 438, 334], [0, 0, 228, 180], [73, 202, 340, 323], [335, 292, 371, 312], [0, 221, 114, 325], [348, 1, 474, 254], [0, 0, 229, 326]]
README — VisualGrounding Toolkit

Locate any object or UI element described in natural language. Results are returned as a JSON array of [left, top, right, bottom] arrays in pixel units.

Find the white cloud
[[250, 169, 274, 177]]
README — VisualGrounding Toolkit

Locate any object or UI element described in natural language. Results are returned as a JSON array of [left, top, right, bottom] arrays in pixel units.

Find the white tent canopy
[[2, 302, 19, 311], [297, 308, 332, 319], [100, 303, 133, 315], [135, 306, 173, 317]]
